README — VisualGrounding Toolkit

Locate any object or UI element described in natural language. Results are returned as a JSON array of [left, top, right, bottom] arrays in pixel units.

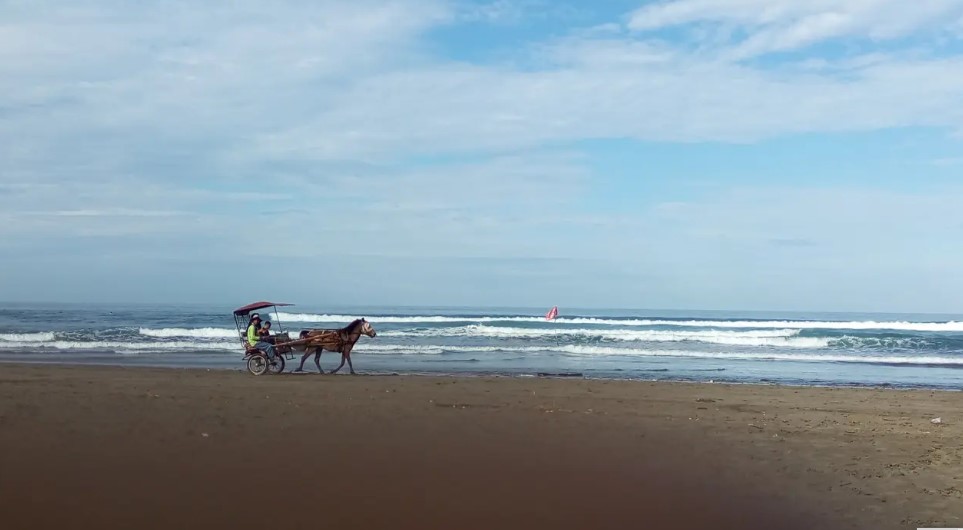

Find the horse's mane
[[341, 318, 365, 333], [298, 319, 365, 339]]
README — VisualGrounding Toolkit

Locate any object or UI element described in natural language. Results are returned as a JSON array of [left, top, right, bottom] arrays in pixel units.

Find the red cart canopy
[[233, 301, 293, 316]]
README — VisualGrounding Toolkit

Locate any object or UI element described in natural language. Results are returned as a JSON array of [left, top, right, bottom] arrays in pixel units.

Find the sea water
[[1, 303, 961, 389]]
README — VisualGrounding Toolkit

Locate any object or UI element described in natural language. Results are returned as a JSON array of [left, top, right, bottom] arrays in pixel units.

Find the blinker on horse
[[293, 318, 376, 374]]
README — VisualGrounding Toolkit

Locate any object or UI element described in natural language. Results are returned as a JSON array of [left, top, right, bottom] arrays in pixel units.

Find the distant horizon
[[3, 300, 963, 319]]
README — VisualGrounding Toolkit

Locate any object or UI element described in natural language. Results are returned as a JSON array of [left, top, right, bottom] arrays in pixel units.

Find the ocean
[[1, 303, 962, 389]]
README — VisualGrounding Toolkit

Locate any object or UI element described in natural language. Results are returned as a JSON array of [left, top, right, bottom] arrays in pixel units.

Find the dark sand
[[0, 364, 960, 529]]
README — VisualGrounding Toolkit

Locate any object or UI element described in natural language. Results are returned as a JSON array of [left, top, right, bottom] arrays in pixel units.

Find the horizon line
[[1, 301, 961, 318]]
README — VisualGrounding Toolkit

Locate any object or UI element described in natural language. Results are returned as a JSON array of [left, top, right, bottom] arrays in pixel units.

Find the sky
[[2, 0, 963, 313]]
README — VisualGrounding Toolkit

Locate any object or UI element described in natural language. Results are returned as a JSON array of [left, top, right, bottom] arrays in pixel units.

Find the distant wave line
[[351, 344, 963, 365], [274, 313, 963, 332], [381, 326, 826, 348], [381, 326, 943, 349], [0, 339, 959, 365]]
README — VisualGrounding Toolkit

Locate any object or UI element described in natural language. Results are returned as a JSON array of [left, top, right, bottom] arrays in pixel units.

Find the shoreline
[[1, 363, 961, 529], [2, 357, 961, 392]]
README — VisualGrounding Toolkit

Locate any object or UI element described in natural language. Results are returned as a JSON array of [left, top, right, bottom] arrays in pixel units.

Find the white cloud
[[251, 51, 963, 159], [3, 0, 962, 172], [580, 185, 963, 312], [0, 0, 451, 173], [931, 156, 963, 166], [2, 0, 963, 309], [457, 0, 588, 25], [22, 209, 189, 217], [1, 146, 591, 263], [221, 151, 593, 260], [458, 0, 530, 23], [628, 0, 963, 58]]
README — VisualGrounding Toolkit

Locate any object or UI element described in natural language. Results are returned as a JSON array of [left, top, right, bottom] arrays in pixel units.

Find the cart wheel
[[268, 355, 285, 375], [247, 355, 269, 376]]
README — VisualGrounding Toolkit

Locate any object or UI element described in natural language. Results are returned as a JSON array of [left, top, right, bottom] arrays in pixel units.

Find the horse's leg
[[314, 348, 325, 374], [345, 345, 356, 375], [296, 347, 312, 372], [330, 350, 346, 374]]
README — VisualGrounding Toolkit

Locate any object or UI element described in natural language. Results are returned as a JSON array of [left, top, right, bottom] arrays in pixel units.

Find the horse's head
[[360, 318, 376, 337]]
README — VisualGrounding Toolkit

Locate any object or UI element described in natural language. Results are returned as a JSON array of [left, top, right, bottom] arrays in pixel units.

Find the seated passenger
[[258, 321, 275, 344], [246, 313, 276, 359]]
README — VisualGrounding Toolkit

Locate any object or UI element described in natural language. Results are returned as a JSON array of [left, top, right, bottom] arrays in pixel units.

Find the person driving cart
[[246, 313, 276, 359]]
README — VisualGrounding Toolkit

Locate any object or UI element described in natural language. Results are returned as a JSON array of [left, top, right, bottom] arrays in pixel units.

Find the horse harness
[[307, 329, 360, 353]]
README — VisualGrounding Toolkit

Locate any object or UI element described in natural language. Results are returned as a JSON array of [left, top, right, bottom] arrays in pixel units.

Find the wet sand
[[0, 364, 960, 529]]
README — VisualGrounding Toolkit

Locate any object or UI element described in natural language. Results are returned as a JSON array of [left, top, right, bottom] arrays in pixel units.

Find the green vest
[[247, 324, 258, 346]]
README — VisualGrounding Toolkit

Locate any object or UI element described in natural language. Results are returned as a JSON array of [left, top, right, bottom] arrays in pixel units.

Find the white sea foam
[[0, 336, 957, 365], [139, 327, 240, 339], [355, 345, 449, 355], [538, 346, 963, 365], [0, 332, 56, 342], [352, 344, 963, 365], [275, 313, 963, 332], [627, 320, 963, 332], [381, 326, 799, 339], [832, 336, 934, 349], [380, 326, 827, 348], [0, 340, 237, 352]]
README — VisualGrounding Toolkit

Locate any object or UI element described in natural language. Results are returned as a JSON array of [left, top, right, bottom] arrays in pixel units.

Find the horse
[[292, 318, 376, 374]]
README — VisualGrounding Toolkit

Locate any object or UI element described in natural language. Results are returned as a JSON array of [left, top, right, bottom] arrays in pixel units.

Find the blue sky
[[2, 0, 963, 312]]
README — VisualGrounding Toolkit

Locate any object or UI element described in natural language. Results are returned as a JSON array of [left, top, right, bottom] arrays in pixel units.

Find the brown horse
[[293, 318, 376, 374]]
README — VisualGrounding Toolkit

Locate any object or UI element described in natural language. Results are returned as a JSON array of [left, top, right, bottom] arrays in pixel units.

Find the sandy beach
[[0, 364, 960, 529]]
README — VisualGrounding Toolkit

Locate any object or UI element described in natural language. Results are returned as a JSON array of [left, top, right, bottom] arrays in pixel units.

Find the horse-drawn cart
[[232, 301, 297, 376], [232, 301, 377, 376]]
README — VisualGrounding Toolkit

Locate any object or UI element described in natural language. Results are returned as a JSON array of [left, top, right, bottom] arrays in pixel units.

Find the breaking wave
[[351, 344, 963, 366], [0, 332, 56, 342], [381, 326, 827, 348], [139, 327, 239, 339], [380, 326, 940, 349], [0, 340, 237, 352]]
